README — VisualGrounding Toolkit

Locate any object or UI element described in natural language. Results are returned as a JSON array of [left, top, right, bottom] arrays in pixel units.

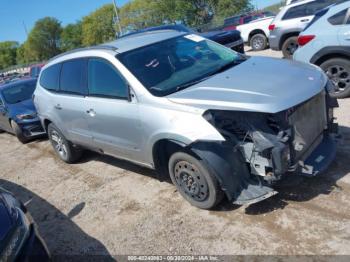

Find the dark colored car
[[0, 79, 45, 143], [29, 64, 45, 78], [0, 187, 50, 261], [121, 24, 245, 54], [223, 11, 275, 31]]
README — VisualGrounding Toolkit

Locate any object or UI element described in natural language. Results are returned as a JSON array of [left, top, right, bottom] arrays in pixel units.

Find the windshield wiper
[[175, 77, 211, 92]]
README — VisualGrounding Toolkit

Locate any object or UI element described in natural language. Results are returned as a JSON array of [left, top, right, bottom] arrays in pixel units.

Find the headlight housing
[[16, 112, 37, 120], [0, 193, 30, 261]]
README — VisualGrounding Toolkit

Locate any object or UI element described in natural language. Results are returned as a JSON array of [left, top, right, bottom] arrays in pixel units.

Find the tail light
[[268, 24, 275, 31], [298, 35, 315, 46]]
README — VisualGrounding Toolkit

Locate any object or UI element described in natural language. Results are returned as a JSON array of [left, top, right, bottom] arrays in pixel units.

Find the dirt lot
[[1, 48, 350, 257]]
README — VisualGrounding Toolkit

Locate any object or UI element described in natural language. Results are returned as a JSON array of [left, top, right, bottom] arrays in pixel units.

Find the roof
[[105, 30, 187, 53], [0, 78, 36, 90], [46, 30, 187, 65]]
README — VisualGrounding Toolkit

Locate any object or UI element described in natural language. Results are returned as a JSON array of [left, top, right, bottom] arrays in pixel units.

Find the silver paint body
[[34, 30, 328, 169]]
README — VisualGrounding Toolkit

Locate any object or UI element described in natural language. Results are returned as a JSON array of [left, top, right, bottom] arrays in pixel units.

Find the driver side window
[[88, 58, 129, 99]]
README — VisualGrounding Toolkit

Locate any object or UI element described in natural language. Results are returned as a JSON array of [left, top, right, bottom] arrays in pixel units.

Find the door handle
[[86, 109, 96, 117], [301, 19, 310, 22], [54, 104, 62, 110]]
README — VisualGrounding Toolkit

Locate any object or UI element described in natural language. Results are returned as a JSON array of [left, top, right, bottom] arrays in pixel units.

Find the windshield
[[118, 35, 245, 96], [2, 81, 36, 104]]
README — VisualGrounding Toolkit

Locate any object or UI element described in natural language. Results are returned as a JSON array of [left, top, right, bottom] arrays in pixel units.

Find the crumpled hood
[[168, 57, 327, 113]]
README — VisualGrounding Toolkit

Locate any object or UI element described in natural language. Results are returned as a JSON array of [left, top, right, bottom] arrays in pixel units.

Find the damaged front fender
[[189, 141, 277, 205]]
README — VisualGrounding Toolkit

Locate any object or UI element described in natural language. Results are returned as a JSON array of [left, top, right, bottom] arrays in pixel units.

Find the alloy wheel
[[50, 130, 68, 159], [325, 65, 350, 94]]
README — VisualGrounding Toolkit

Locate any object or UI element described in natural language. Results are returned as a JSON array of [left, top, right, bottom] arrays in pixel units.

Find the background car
[[0, 79, 45, 143], [223, 11, 275, 31], [269, 0, 345, 58], [29, 63, 45, 78], [293, 1, 350, 98], [121, 24, 245, 53], [236, 15, 275, 51], [0, 187, 50, 261]]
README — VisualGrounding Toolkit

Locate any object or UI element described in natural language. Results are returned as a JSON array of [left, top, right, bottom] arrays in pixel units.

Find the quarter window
[[60, 59, 87, 95], [40, 63, 61, 91], [328, 9, 348, 25], [88, 58, 128, 99]]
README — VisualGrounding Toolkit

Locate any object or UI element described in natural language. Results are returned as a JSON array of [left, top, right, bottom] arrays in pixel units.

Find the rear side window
[[60, 59, 87, 95], [328, 9, 348, 25], [40, 63, 61, 91], [88, 58, 128, 99], [283, 0, 335, 20]]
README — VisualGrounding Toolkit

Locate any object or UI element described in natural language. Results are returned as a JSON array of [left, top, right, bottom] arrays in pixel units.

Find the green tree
[[61, 22, 83, 51], [214, 0, 253, 19], [0, 41, 18, 70], [81, 4, 116, 46], [26, 17, 62, 61]]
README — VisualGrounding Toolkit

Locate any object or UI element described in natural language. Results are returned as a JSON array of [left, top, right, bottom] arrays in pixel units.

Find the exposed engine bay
[[196, 90, 339, 205]]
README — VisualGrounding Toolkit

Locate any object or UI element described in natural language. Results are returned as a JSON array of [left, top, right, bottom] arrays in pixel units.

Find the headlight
[[1, 209, 30, 261], [16, 112, 37, 120]]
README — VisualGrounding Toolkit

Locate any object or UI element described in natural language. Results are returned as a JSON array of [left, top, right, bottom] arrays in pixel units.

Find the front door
[[85, 57, 144, 162]]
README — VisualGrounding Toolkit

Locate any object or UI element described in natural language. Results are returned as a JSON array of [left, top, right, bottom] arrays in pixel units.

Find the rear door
[[280, 0, 334, 31], [85, 57, 143, 161], [52, 58, 92, 146], [335, 8, 350, 45]]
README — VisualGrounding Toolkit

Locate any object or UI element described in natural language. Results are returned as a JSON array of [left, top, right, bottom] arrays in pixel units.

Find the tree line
[[0, 0, 252, 70]]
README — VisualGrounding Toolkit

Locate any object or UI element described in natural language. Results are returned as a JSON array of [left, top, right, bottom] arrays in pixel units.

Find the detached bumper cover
[[300, 135, 337, 177]]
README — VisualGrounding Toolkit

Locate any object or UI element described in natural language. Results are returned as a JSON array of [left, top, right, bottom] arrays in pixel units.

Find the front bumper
[[18, 120, 45, 138], [17, 223, 50, 262], [225, 39, 245, 54]]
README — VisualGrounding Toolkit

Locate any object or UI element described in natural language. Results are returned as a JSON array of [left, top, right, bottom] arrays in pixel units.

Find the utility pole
[[22, 21, 28, 37], [112, 0, 122, 36]]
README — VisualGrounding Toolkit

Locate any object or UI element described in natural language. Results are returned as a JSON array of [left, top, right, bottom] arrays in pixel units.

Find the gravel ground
[[1, 48, 350, 257]]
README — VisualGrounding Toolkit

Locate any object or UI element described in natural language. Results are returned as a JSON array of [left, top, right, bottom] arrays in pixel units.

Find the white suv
[[294, 1, 350, 98], [269, 0, 345, 58]]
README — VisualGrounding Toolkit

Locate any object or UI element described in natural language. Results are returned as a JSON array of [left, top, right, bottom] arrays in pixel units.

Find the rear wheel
[[250, 34, 267, 51], [48, 123, 82, 163], [11, 120, 29, 144], [168, 152, 223, 209], [282, 36, 298, 59], [320, 58, 350, 99]]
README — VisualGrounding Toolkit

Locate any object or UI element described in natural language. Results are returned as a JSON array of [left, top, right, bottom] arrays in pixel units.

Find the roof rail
[[48, 45, 118, 62]]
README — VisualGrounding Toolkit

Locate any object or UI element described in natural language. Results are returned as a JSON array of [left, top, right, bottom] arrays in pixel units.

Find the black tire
[[250, 33, 267, 51], [320, 58, 350, 99], [282, 36, 298, 59], [47, 123, 82, 163], [168, 152, 224, 209], [11, 120, 29, 144]]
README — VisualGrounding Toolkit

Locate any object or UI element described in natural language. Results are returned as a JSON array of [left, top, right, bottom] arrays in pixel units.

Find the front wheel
[[250, 34, 267, 51], [320, 58, 350, 99], [48, 123, 82, 163], [168, 152, 223, 209], [282, 36, 298, 59]]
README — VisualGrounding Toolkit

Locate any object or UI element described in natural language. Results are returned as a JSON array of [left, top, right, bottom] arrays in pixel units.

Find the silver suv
[[269, 0, 344, 58], [34, 30, 338, 209]]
